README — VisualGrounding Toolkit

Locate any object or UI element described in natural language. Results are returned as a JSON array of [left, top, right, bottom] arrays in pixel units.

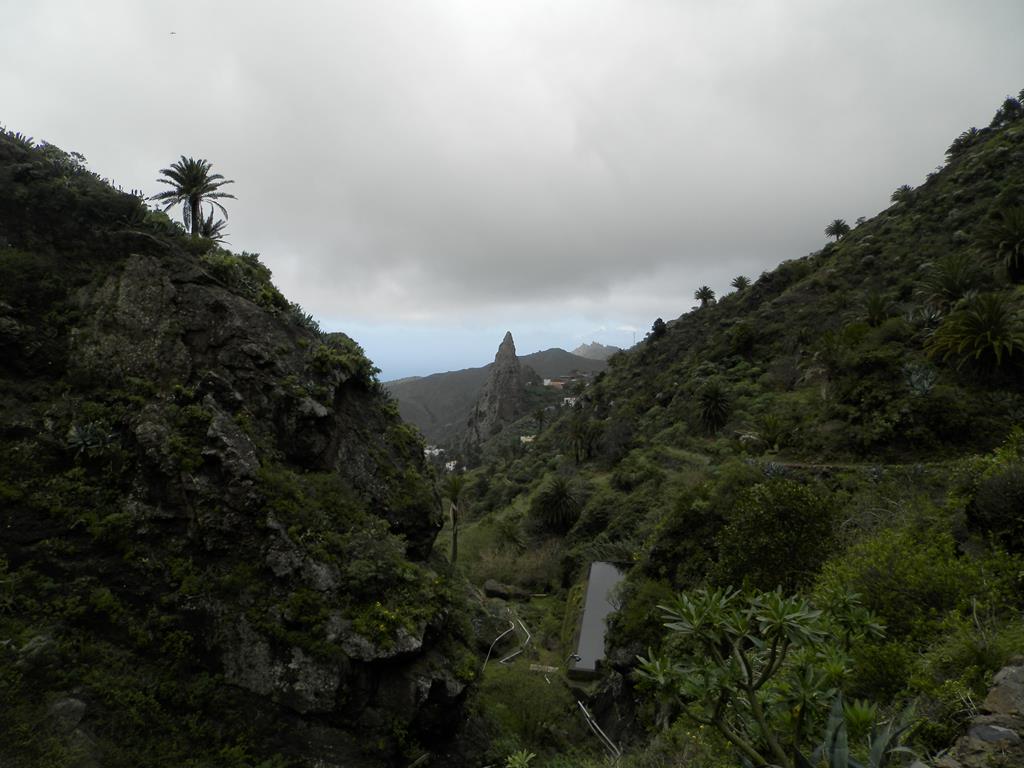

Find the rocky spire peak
[[496, 331, 516, 360], [466, 332, 528, 446]]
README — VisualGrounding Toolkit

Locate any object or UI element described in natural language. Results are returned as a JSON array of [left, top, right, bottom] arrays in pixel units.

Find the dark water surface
[[572, 561, 625, 674]]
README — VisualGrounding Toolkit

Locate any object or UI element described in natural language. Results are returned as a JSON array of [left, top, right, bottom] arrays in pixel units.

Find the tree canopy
[[151, 156, 235, 237], [825, 219, 851, 241]]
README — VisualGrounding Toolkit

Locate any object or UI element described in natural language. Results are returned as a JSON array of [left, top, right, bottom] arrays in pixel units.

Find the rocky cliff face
[[465, 331, 529, 446], [571, 341, 622, 361], [933, 659, 1024, 768], [0, 132, 477, 766]]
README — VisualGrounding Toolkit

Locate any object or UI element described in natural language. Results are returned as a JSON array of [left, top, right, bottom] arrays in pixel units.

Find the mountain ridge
[[571, 341, 622, 360], [385, 344, 607, 445]]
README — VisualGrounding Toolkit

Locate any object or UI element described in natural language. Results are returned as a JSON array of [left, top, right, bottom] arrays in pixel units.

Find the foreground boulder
[[934, 660, 1024, 768]]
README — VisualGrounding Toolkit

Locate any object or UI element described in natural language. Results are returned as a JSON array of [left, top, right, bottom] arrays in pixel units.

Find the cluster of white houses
[[541, 372, 590, 390], [543, 371, 593, 408], [423, 445, 458, 472]]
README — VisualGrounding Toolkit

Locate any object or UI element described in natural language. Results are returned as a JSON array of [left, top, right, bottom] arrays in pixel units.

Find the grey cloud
[[3, 0, 1024, 332]]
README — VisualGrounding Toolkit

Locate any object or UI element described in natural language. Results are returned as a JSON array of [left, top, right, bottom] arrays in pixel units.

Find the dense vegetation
[[2, 87, 1023, 768], [0, 130, 476, 767], [442, 90, 1024, 767]]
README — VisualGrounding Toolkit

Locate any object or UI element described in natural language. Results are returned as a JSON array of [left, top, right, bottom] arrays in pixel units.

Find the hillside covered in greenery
[[1, 88, 1023, 768], [439, 91, 1024, 768], [0, 131, 480, 767]]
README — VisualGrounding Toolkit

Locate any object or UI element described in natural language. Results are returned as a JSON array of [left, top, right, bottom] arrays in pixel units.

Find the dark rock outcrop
[[934, 660, 1024, 768], [465, 331, 529, 446], [385, 346, 606, 446], [571, 341, 622, 361], [0, 132, 478, 766]]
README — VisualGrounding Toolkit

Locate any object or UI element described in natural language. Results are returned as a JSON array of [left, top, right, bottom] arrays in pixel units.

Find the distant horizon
[[343, 324, 630, 382], [5, 2, 1021, 384]]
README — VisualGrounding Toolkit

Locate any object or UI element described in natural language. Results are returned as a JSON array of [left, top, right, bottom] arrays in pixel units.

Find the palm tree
[[916, 252, 981, 310], [694, 286, 716, 308], [824, 219, 851, 241], [698, 378, 731, 435], [441, 474, 466, 567], [151, 156, 235, 237], [534, 408, 546, 433], [947, 127, 980, 159], [530, 476, 580, 533], [977, 206, 1024, 283], [863, 290, 894, 327], [730, 275, 750, 292], [890, 184, 913, 203], [927, 292, 1024, 372], [198, 209, 229, 244]]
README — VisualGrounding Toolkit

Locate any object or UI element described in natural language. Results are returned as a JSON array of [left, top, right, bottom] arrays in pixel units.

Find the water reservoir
[[570, 561, 626, 677]]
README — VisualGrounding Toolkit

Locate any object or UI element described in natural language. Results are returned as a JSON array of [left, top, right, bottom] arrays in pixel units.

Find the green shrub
[[605, 576, 674, 653], [610, 451, 664, 492], [469, 539, 562, 592], [471, 666, 577, 755], [636, 587, 882, 767], [200, 250, 290, 311], [712, 478, 837, 590], [819, 523, 1002, 641], [967, 462, 1024, 552]]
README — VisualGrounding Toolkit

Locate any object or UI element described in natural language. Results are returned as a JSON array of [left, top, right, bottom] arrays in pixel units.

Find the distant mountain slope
[[572, 341, 622, 360], [386, 346, 606, 444]]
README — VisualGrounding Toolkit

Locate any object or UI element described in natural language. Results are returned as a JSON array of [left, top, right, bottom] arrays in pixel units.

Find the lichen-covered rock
[[465, 331, 529, 446], [934, 661, 1024, 768], [221, 617, 342, 714], [47, 698, 87, 735]]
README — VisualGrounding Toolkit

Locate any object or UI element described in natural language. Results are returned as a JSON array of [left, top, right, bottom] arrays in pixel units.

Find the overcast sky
[[3, 1, 1023, 379]]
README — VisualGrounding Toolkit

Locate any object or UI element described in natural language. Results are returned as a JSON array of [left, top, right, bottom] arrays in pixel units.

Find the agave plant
[[902, 362, 937, 396], [66, 421, 115, 459], [505, 750, 536, 768], [797, 695, 916, 768]]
